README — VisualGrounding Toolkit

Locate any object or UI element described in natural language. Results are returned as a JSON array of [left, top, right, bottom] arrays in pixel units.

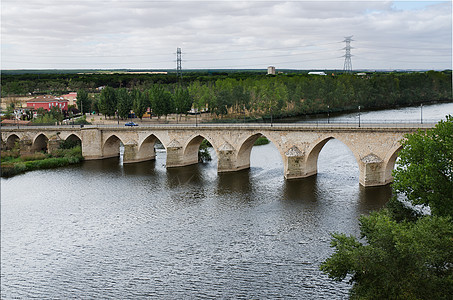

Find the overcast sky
[[1, 0, 451, 70]]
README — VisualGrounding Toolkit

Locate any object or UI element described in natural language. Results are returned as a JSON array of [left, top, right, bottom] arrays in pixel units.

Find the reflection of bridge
[[1, 123, 434, 187]]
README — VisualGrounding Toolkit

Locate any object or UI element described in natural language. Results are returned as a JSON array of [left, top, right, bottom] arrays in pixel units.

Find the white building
[[308, 71, 327, 76], [267, 66, 276, 75]]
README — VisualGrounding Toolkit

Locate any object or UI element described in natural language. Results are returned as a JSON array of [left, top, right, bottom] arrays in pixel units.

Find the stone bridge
[[1, 123, 433, 187]]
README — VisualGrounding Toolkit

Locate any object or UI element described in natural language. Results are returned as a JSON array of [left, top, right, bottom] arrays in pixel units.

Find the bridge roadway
[[1, 122, 434, 187]]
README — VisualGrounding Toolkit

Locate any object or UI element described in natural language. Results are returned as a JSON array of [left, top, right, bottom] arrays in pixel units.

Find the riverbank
[[82, 99, 452, 126], [1, 146, 83, 177]]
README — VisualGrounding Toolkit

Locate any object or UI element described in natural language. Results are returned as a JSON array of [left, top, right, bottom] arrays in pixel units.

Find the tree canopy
[[320, 115, 453, 300], [3, 71, 451, 121], [392, 115, 453, 217]]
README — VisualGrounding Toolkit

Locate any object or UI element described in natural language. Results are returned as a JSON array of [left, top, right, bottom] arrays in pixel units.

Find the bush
[[0, 145, 83, 177], [254, 136, 270, 146], [21, 152, 47, 161]]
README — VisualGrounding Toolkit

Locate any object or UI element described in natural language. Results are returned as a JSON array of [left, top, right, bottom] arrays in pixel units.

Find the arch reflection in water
[[122, 160, 158, 176], [216, 169, 253, 195], [166, 164, 205, 188]]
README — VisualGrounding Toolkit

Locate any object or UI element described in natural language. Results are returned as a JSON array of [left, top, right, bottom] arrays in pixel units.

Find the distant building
[[267, 66, 276, 75], [308, 71, 327, 76], [26, 95, 69, 111], [61, 92, 78, 107]]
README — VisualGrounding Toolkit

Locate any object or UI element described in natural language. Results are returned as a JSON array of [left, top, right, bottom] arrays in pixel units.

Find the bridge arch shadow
[[64, 133, 82, 147], [183, 134, 218, 167], [384, 145, 403, 183], [6, 134, 20, 150], [103, 134, 124, 159], [32, 133, 49, 153], [138, 134, 165, 163]]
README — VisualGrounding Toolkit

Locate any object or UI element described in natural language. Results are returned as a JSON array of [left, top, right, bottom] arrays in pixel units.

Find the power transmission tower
[[343, 36, 353, 73], [176, 47, 183, 82]]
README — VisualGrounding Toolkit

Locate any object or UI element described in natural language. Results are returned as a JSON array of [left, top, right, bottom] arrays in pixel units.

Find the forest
[[2, 70, 452, 120]]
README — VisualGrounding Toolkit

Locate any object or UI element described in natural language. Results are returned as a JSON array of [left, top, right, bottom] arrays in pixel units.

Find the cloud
[[1, 0, 451, 70]]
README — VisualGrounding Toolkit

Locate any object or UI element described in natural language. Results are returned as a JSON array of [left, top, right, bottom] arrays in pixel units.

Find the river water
[[1, 103, 452, 299]]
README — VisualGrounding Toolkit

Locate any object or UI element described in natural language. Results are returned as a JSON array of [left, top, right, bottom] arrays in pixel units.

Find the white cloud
[[1, 0, 451, 70]]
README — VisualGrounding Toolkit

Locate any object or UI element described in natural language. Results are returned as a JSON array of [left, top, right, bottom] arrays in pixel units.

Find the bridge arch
[[31, 133, 49, 152], [236, 132, 284, 171], [384, 145, 403, 184], [137, 133, 165, 162], [64, 133, 82, 147], [103, 134, 124, 158], [64, 132, 82, 142], [6, 134, 20, 150], [305, 135, 360, 178], [183, 134, 218, 166]]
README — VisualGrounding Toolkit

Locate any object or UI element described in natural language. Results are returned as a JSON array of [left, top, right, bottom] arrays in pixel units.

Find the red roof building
[[26, 95, 69, 111], [61, 92, 78, 106]]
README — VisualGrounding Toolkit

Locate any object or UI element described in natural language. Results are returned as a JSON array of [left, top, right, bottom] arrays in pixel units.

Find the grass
[[1, 146, 83, 177]]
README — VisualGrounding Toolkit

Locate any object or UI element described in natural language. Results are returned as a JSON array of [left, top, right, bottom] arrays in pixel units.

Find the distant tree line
[[2, 71, 452, 119]]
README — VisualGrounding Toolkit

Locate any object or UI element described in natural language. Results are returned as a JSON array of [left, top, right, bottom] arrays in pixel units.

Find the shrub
[[254, 136, 270, 146], [21, 152, 47, 161]]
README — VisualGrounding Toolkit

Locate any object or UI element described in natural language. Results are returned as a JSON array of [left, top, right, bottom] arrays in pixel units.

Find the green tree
[[117, 88, 133, 119], [49, 106, 64, 124], [76, 89, 91, 114], [132, 89, 147, 120], [150, 86, 173, 120], [99, 86, 117, 117], [173, 87, 193, 121], [214, 90, 230, 117], [321, 213, 453, 300], [393, 115, 453, 217], [320, 116, 453, 300]]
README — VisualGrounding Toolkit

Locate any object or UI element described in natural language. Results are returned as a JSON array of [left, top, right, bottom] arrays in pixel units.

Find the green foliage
[[2, 71, 452, 120], [385, 196, 423, 223], [73, 115, 91, 125], [132, 89, 148, 119], [393, 115, 453, 217], [59, 138, 81, 149], [173, 87, 193, 117], [99, 86, 117, 117], [0, 146, 83, 177], [117, 88, 133, 119], [150, 85, 173, 119], [321, 212, 453, 300], [31, 107, 64, 124], [253, 136, 270, 146], [321, 117, 453, 299], [198, 139, 212, 163], [76, 89, 91, 114]]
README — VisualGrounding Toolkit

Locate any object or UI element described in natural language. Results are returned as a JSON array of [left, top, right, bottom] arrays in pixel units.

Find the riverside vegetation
[[1, 140, 84, 177], [2, 70, 451, 122], [320, 116, 453, 299]]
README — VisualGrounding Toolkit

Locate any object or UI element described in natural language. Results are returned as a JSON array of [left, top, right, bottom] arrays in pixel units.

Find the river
[[1, 102, 452, 299]]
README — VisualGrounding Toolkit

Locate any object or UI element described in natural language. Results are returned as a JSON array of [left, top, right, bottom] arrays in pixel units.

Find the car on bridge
[[125, 122, 138, 127]]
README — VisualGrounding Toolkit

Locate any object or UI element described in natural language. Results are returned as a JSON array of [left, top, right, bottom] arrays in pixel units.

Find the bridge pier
[[48, 136, 62, 154], [2, 125, 423, 187], [19, 138, 33, 155], [359, 154, 391, 187], [123, 142, 155, 164], [283, 146, 315, 179], [166, 140, 186, 168], [81, 129, 104, 160], [217, 142, 244, 172]]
